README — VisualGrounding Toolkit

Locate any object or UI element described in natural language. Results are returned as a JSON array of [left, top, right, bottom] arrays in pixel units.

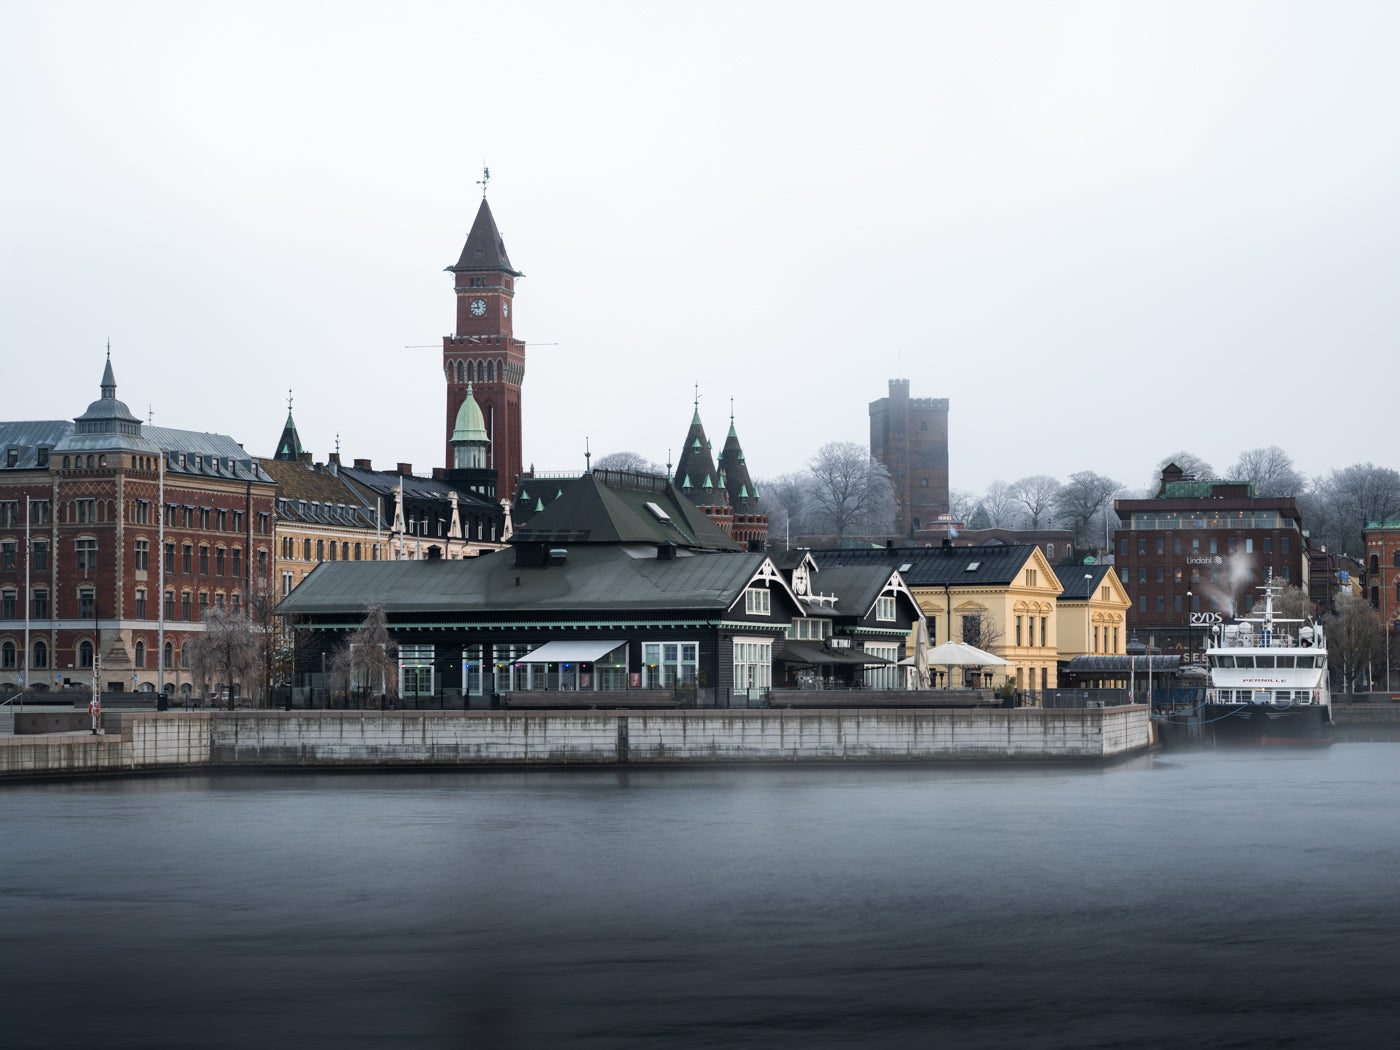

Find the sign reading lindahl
[[1185, 556, 1225, 565]]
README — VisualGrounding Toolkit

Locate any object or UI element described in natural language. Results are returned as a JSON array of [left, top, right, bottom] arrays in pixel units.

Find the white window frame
[[864, 644, 900, 689], [643, 641, 698, 689], [732, 637, 772, 694], [745, 587, 771, 616], [876, 596, 896, 622]]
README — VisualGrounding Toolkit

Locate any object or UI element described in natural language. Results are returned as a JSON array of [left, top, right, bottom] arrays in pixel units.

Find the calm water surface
[[3, 746, 1399, 1049]]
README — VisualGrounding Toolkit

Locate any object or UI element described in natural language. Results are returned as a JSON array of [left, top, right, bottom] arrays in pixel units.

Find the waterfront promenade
[[0, 706, 1150, 780]]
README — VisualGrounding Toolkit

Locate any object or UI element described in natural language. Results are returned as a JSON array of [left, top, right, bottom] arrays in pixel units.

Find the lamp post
[[1186, 590, 1193, 666], [1084, 572, 1093, 689]]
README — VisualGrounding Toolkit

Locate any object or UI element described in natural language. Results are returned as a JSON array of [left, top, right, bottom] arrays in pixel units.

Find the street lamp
[[1186, 590, 1193, 665], [1084, 572, 1093, 688]]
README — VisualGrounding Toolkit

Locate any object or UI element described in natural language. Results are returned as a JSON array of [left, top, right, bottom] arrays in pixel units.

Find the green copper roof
[[450, 384, 489, 445]]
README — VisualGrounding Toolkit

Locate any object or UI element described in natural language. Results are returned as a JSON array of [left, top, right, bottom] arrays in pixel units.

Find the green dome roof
[[451, 385, 490, 445]]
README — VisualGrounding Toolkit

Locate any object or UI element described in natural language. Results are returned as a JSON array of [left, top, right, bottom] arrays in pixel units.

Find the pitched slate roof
[[812, 544, 1040, 588], [277, 544, 768, 619], [447, 198, 522, 276], [274, 411, 304, 461], [1052, 564, 1112, 601], [512, 470, 741, 551], [258, 457, 381, 529], [672, 409, 726, 506], [719, 419, 761, 514]]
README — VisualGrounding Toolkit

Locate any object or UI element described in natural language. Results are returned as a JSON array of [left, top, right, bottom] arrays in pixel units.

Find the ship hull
[[1205, 703, 1333, 746]]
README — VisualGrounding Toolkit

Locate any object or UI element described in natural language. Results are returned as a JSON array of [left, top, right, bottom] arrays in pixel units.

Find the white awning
[[517, 640, 627, 664]]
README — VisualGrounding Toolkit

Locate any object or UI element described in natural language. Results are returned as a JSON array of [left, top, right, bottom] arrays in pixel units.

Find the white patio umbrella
[[924, 641, 1010, 687]]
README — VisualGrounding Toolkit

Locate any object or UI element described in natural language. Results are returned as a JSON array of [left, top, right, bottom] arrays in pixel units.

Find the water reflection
[[3, 748, 1399, 1048]]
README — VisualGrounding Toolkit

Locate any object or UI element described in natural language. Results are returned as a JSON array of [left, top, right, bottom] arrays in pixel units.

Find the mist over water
[[3, 749, 1398, 1049]]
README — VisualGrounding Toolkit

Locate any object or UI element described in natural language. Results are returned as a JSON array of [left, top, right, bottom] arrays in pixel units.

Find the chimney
[[354, 458, 372, 470], [432, 467, 446, 480], [299, 452, 313, 465], [397, 463, 412, 476], [328, 452, 340, 466]]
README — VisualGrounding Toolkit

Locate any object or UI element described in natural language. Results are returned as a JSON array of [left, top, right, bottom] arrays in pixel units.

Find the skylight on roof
[[645, 501, 672, 523], [965, 561, 981, 571], [899, 563, 912, 572]]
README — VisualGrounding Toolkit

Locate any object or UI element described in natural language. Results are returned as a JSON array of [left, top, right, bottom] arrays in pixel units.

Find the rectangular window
[[1156, 595, 1165, 613], [863, 643, 899, 690], [1282, 536, 1290, 554], [198, 592, 209, 618], [1156, 539, 1164, 555], [181, 593, 191, 621], [1263, 537, 1271, 554], [876, 596, 896, 621], [134, 538, 149, 571], [134, 500, 150, 524], [1191, 538, 1200, 553], [216, 509, 227, 531], [1040, 617, 1047, 647], [1119, 539, 1127, 557], [282, 572, 294, 597], [135, 590, 147, 619], [732, 638, 773, 693], [258, 512, 270, 535], [78, 588, 96, 618], [232, 511, 244, 532], [1173, 538, 1182, 555], [164, 542, 175, 572], [744, 587, 771, 616], [1174, 595, 1182, 612], [199, 546, 209, 574], [399, 644, 435, 697], [258, 549, 267, 575], [231, 593, 240, 614], [1138, 568, 1147, 584], [1, 589, 15, 618], [1138, 539, 1147, 555], [31, 500, 50, 525], [303, 538, 312, 560], [1015, 616, 1023, 646], [1120, 568, 1128, 585], [642, 641, 698, 689], [1245, 538, 1254, 554], [32, 589, 49, 618], [200, 509, 210, 529], [232, 549, 241, 577], [215, 548, 225, 575], [183, 508, 193, 528], [76, 499, 95, 524], [0, 502, 17, 526], [0, 540, 15, 571], [1210, 538, 1218, 554], [75, 537, 97, 571], [165, 591, 175, 619], [1138, 595, 1146, 612], [32, 539, 47, 571], [182, 544, 192, 573], [1093, 626, 1099, 653], [1281, 566, 1290, 580], [1156, 567, 1164, 583]]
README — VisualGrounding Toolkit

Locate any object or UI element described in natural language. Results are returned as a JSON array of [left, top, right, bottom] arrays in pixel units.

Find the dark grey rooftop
[[812, 545, 1041, 588], [276, 545, 770, 619]]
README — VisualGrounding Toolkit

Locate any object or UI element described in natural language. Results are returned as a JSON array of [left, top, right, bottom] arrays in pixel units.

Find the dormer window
[[745, 587, 771, 616]]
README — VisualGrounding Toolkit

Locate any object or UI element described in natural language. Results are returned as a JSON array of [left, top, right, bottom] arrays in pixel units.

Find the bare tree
[[958, 609, 1004, 652], [756, 472, 812, 548], [328, 604, 399, 709], [1151, 452, 1215, 490], [947, 489, 977, 524], [1228, 446, 1304, 497], [185, 608, 262, 709], [1054, 472, 1121, 547], [595, 450, 666, 475], [1324, 592, 1384, 693], [981, 480, 1022, 529], [806, 442, 896, 539], [1271, 581, 1317, 623], [1010, 475, 1061, 528], [1298, 463, 1400, 557]]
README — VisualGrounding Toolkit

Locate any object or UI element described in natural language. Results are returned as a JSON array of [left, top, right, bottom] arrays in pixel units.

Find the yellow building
[[1053, 564, 1132, 661], [813, 544, 1066, 694]]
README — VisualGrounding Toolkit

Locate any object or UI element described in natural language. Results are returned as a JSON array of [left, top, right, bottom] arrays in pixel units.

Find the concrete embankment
[[0, 706, 1151, 781], [1331, 703, 1400, 724]]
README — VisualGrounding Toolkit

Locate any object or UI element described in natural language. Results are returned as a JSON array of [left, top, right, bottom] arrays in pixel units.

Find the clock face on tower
[[470, 299, 487, 317]]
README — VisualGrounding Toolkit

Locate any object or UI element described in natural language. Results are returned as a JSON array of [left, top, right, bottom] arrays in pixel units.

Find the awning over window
[[517, 640, 626, 664], [1065, 655, 1182, 673]]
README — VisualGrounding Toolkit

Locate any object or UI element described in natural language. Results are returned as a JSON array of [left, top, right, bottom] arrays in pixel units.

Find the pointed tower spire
[[274, 389, 305, 461]]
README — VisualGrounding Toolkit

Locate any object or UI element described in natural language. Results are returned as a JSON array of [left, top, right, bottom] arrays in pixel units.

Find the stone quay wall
[[1332, 703, 1400, 724], [0, 707, 1151, 780]]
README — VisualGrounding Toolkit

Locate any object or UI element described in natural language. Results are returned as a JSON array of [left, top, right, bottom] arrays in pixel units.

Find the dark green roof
[[276, 545, 769, 618]]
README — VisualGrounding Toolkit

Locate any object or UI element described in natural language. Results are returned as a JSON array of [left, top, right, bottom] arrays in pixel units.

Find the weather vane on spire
[[730, 397, 735, 424], [477, 164, 491, 198], [287, 388, 293, 413], [106, 338, 111, 360], [694, 384, 701, 411]]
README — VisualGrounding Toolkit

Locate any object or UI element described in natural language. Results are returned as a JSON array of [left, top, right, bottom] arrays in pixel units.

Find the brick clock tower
[[444, 193, 525, 496]]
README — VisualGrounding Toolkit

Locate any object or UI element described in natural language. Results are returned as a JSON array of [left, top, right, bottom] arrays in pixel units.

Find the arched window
[[1, 640, 15, 669], [456, 361, 464, 383], [164, 641, 174, 668], [1394, 549, 1400, 568], [63, 456, 71, 469], [78, 640, 94, 668], [1371, 554, 1380, 574], [33, 640, 48, 669], [134, 641, 145, 668]]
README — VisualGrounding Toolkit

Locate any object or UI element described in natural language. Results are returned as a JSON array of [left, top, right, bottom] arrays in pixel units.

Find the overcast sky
[[5, 2, 1396, 498]]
